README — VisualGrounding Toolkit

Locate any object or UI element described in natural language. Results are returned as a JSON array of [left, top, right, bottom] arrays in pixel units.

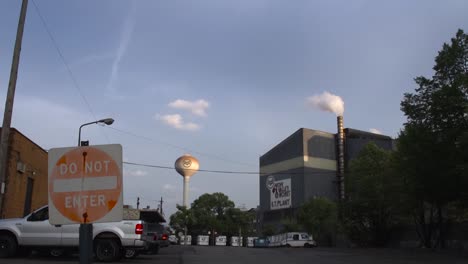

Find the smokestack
[[337, 116, 345, 200], [306, 91, 346, 200]]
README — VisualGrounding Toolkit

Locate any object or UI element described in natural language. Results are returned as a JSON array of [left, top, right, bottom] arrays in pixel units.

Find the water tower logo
[[182, 159, 192, 168]]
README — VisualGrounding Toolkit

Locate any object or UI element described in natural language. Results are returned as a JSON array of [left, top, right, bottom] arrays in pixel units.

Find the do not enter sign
[[48, 144, 123, 225]]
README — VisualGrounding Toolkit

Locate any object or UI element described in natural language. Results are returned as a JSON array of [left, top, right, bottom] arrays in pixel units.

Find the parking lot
[[0, 245, 466, 264]]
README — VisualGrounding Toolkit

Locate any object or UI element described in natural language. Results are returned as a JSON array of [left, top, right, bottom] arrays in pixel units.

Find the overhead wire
[[31, 1, 323, 175], [31, 1, 261, 168], [108, 126, 257, 168], [123, 161, 337, 176], [31, 0, 110, 143]]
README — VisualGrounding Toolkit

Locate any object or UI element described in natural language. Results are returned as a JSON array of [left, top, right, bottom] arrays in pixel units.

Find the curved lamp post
[[76, 118, 113, 264], [78, 118, 114, 146]]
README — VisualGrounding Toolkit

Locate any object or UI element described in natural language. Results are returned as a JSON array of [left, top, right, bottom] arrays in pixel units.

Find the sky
[[1, 0, 467, 218]]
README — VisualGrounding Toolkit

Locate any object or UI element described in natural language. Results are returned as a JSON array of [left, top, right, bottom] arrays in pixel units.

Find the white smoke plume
[[307, 92, 344, 116]]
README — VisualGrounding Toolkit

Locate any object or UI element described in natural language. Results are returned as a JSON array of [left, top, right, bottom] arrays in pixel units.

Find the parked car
[[158, 232, 170, 248], [253, 237, 269, 248], [0, 205, 159, 262], [145, 224, 170, 248], [168, 235, 178, 245], [281, 232, 317, 248]]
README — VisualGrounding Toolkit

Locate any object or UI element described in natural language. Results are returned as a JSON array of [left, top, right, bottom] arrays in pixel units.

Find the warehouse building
[[0, 128, 48, 218], [258, 118, 393, 228]]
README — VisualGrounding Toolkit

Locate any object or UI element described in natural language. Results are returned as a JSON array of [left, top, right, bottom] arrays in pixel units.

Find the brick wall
[[1, 129, 47, 218]]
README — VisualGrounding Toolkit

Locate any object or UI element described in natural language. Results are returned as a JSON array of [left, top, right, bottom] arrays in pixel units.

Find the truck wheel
[[95, 239, 121, 262], [123, 248, 139, 259], [0, 234, 17, 258]]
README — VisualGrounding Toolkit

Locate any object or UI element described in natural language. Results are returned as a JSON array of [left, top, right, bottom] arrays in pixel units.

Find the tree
[[341, 143, 403, 246], [224, 207, 255, 237], [262, 224, 276, 237], [298, 197, 338, 246], [280, 218, 302, 233], [190, 192, 235, 235], [397, 29, 468, 248], [170, 192, 251, 238], [169, 204, 193, 235]]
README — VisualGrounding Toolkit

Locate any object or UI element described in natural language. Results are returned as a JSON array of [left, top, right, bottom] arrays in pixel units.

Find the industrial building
[[258, 117, 393, 228], [0, 128, 48, 218]]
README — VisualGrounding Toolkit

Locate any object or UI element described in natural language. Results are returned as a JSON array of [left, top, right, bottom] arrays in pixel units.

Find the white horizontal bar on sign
[[53, 176, 117, 193]]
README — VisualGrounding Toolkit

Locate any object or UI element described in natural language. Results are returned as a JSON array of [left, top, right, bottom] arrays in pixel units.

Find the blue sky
[[1, 0, 467, 217]]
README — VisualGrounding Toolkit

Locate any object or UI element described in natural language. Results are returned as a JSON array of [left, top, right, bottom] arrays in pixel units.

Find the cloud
[[306, 91, 344, 116], [7, 95, 107, 149], [156, 114, 200, 131], [369, 128, 382, 134], [69, 52, 115, 69], [163, 184, 176, 191], [127, 169, 148, 177], [168, 99, 210, 117], [106, 4, 136, 93]]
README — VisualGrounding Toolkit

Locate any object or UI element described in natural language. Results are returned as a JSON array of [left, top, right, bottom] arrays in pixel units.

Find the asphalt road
[[0, 246, 466, 264]]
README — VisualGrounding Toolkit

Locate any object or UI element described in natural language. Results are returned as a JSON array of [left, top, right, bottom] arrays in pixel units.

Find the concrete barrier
[[197, 235, 209, 246], [216, 236, 227, 246]]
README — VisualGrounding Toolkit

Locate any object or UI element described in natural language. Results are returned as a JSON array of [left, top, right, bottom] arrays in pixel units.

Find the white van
[[281, 232, 316, 248]]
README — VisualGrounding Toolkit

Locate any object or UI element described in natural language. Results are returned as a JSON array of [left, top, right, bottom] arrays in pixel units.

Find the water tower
[[175, 154, 199, 207]]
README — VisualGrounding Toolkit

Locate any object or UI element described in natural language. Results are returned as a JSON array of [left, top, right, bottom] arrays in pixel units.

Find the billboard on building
[[267, 176, 291, 210]]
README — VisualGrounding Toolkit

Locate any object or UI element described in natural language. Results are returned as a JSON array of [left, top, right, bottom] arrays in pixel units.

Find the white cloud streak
[[123, 168, 149, 177], [168, 99, 210, 117], [155, 114, 200, 131], [307, 91, 344, 116], [106, 4, 136, 92], [70, 52, 115, 69], [369, 128, 383, 134]]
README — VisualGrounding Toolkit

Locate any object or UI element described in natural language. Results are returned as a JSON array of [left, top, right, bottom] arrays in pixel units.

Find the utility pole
[[0, 0, 28, 217], [159, 196, 164, 216], [137, 197, 140, 209]]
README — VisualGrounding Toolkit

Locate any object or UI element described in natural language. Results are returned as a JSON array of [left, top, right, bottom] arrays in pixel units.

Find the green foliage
[[342, 143, 403, 246], [297, 197, 338, 246], [280, 218, 302, 233], [397, 29, 468, 248], [190, 192, 235, 234], [262, 224, 276, 237], [169, 192, 254, 237], [224, 207, 255, 236], [169, 204, 193, 235]]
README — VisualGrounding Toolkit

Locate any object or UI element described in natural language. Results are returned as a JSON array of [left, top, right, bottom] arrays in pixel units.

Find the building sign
[[266, 175, 275, 190], [270, 178, 291, 210], [48, 144, 123, 225]]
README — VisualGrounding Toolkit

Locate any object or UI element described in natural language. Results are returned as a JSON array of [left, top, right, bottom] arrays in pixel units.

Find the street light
[[78, 118, 114, 146], [76, 118, 113, 264]]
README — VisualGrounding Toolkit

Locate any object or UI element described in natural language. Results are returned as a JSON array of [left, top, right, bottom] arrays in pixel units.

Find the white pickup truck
[[0, 205, 159, 262]]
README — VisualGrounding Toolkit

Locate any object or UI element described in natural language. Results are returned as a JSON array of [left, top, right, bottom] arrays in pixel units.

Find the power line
[[31, 0, 110, 143], [123, 161, 337, 176], [108, 126, 256, 168], [31, 1, 256, 168]]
